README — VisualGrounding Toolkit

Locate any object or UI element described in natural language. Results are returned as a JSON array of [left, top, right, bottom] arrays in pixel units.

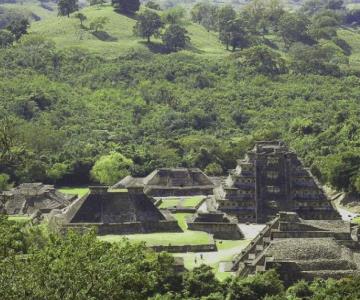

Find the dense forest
[[0, 0, 360, 196], [1, 215, 360, 300]]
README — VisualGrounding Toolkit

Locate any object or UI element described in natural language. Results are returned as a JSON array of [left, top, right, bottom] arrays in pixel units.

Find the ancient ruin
[[231, 212, 360, 284], [214, 141, 340, 223], [113, 168, 215, 197], [51, 186, 181, 234], [187, 211, 243, 239], [0, 183, 75, 215]]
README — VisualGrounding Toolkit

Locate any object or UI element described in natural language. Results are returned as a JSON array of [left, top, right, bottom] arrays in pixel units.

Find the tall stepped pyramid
[[215, 141, 340, 223]]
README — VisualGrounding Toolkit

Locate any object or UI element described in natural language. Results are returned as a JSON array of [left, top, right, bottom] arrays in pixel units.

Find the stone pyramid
[[215, 141, 340, 223]]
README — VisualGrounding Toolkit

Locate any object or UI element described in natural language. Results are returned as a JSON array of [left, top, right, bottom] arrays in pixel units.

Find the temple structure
[[187, 211, 243, 239], [51, 186, 181, 234], [0, 183, 75, 215], [231, 212, 360, 284], [214, 141, 340, 223], [113, 168, 215, 197]]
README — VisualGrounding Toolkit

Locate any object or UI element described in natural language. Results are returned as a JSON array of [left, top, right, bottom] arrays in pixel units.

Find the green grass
[[28, 4, 226, 58], [8, 215, 31, 222], [173, 213, 192, 231], [158, 196, 204, 209], [338, 28, 360, 71], [2, 1, 57, 20], [352, 217, 360, 224], [216, 239, 248, 250], [58, 187, 89, 197], [99, 230, 212, 246], [182, 196, 204, 207]]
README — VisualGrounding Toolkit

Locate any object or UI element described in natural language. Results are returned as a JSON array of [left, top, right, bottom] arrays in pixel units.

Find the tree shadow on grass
[[140, 41, 204, 54], [140, 41, 169, 54], [92, 31, 118, 42]]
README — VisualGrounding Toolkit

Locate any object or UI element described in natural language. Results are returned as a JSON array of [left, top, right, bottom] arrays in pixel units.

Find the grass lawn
[[174, 239, 251, 281], [173, 213, 192, 231], [28, 4, 226, 58], [352, 217, 360, 224], [58, 187, 89, 197], [99, 231, 212, 246], [158, 196, 204, 209], [8, 215, 31, 222]]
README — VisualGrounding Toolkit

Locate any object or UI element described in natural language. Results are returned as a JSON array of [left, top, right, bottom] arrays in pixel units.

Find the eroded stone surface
[[0, 183, 75, 215]]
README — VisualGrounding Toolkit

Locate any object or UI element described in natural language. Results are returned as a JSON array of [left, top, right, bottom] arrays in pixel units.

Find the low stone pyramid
[[55, 186, 181, 235], [1, 183, 75, 215]]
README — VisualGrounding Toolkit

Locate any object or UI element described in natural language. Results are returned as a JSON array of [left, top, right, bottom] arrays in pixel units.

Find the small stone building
[[232, 212, 360, 284], [52, 186, 181, 235], [113, 168, 215, 197], [1, 183, 75, 215], [187, 211, 243, 239], [215, 141, 340, 223]]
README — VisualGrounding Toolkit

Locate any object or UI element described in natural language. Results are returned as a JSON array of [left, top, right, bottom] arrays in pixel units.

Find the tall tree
[[6, 19, 29, 40], [74, 12, 87, 27], [162, 24, 189, 52], [133, 9, 163, 43], [0, 30, 14, 48], [111, 0, 140, 14], [58, 0, 79, 17]]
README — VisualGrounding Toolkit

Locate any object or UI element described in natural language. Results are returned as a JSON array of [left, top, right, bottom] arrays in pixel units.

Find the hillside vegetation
[[0, 0, 360, 198]]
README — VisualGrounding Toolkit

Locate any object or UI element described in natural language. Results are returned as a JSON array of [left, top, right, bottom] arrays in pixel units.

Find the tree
[[278, 12, 313, 48], [6, 18, 29, 40], [145, 0, 161, 10], [162, 24, 189, 52], [89, 16, 109, 32], [74, 12, 87, 27], [133, 10, 163, 43], [190, 2, 218, 31], [0, 30, 14, 48], [217, 5, 236, 32], [182, 265, 222, 298], [58, 0, 79, 17], [88, 0, 106, 6], [162, 7, 185, 25], [0, 173, 12, 192], [219, 18, 250, 51], [91, 151, 133, 185], [111, 0, 140, 14], [241, 45, 286, 75]]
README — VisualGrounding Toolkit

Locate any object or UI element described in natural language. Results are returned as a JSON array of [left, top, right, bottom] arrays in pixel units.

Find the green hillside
[[28, 4, 225, 57]]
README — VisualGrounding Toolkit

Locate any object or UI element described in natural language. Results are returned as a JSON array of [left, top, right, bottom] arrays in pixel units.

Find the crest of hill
[[28, 4, 226, 58]]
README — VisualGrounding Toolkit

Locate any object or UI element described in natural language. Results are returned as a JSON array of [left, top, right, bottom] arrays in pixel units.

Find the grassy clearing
[[352, 217, 360, 224], [98, 212, 212, 246], [2, 1, 57, 20], [99, 230, 212, 246], [173, 239, 250, 281], [173, 213, 192, 231], [58, 187, 89, 197], [159, 196, 204, 209], [338, 28, 360, 72], [29, 4, 226, 58], [8, 215, 31, 222]]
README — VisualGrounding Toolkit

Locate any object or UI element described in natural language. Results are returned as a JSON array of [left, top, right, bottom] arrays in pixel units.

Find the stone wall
[[187, 222, 243, 239], [151, 243, 217, 253], [61, 220, 181, 235]]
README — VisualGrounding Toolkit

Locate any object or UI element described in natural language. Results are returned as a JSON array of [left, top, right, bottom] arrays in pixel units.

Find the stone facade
[[215, 141, 340, 223], [231, 212, 360, 285], [0, 183, 75, 215], [52, 186, 181, 235], [187, 211, 243, 240], [113, 168, 215, 197]]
